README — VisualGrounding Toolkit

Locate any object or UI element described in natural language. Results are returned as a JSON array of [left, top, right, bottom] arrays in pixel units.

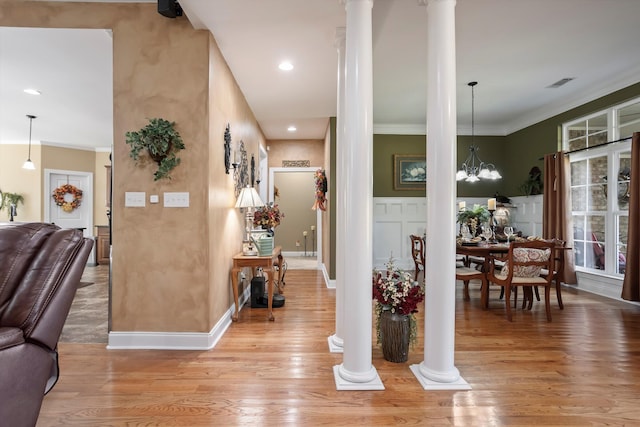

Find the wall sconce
[[22, 114, 37, 170]]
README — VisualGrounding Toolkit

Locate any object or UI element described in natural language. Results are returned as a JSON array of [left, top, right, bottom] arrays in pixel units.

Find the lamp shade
[[235, 185, 264, 209], [22, 160, 35, 170]]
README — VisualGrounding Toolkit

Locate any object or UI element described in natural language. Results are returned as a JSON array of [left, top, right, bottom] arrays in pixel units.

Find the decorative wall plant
[[125, 118, 185, 181], [0, 190, 25, 219]]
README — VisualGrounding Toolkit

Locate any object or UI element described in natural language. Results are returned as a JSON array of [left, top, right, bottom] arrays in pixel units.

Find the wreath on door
[[312, 169, 327, 211], [52, 184, 83, 213]]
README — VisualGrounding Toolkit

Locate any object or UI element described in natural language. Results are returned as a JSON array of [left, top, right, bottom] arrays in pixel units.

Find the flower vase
[[263, 227, 274, 237], [379, 310, 410, 363]]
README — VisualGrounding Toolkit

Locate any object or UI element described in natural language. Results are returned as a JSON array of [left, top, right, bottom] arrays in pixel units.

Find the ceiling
[[3, 0, 640, 151]]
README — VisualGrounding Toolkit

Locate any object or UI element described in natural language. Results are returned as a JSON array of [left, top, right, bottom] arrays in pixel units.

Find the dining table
[[456, 239, 570, 310]]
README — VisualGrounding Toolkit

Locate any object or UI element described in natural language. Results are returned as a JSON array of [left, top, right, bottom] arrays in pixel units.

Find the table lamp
[[235, 185, 265, 255]]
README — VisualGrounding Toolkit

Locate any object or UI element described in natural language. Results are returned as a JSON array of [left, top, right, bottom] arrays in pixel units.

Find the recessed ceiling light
[[24, 88, 41, 95], [279, 61, 294, 71], [287, 126, 297, 132]]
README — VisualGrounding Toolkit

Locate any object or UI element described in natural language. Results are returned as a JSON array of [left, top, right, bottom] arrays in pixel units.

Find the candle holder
[[303, 233, 308, 256], [488, 209, 497, 244]]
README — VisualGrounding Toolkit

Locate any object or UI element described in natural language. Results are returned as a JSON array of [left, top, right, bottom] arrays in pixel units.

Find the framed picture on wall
[[393, 154, 426, 190]]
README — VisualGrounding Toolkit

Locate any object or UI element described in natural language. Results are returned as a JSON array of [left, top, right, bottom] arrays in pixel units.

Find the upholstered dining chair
[[409, 235, 425, 281], [486, 240, 555, 321]]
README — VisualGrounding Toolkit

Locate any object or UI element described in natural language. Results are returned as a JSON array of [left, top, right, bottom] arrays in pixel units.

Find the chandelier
[[456, 82, 501, 182]]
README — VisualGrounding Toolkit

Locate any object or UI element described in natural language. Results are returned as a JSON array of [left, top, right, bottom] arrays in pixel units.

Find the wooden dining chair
[[409, 235, 425, 281], [486, 240, 555, 321], [540, 238, 567, 309], [455, 265, 487, 304]]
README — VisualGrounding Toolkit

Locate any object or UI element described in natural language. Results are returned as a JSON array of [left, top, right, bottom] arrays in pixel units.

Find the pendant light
[[456, 82, 501, 182], [22, 115, 37, 170]]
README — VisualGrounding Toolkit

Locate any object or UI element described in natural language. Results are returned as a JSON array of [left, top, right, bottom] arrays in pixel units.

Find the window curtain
[[622, 132, 640, 301], [543, 151, 577, 284]]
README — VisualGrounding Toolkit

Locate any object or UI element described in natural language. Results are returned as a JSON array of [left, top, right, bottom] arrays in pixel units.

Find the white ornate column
[[333, 0, 383, 390], [410, 0, 470, 390], [329, 27, 346, 353]]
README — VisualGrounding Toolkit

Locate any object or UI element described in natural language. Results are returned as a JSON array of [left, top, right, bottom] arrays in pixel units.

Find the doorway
[[269, 167, 322, 268], [44, 169, 94, 238]]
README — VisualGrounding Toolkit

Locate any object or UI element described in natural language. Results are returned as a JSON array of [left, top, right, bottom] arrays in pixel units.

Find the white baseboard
[[107, 286, 251, 350], [321, 263, 335, 289]]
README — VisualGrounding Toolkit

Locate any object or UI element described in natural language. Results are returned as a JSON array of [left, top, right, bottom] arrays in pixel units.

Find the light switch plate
[[150, 194, 159, 204], [125, 192, 146, 207], [164, 192, 189, 208]]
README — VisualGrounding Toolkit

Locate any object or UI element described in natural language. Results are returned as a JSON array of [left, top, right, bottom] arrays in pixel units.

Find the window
[[563, 99, 638, 276]]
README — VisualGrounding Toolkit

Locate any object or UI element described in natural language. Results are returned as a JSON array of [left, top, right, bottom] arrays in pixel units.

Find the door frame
[[269, 166, 323, 265], [44, 168, 94, 239]]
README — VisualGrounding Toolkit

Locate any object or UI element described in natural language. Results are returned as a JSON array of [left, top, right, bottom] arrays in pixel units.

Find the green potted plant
[[125, 118, 185, 181], [0, 190, 25, 219], [518, 166, 543, 196], [456, 204, 490, 236]]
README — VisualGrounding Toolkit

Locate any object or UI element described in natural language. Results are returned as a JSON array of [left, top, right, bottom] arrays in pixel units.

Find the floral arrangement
[[52, 184, 83, 213], [312, 169, 327, 211], [253, 202, 284, 231], [372, 257, 425, 347]]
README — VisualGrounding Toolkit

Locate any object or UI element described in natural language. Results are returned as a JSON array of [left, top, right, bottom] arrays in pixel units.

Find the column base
[[328, 334, 344, 353], [333, 364, 384, 390], [410, 363, 471, 390]]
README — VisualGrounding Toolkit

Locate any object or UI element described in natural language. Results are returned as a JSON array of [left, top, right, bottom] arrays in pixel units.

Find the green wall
[[373, 133, 508, 198], [371, 82, 640, 198], [373, 134, 426, 197], [504, 82, 640, 195]]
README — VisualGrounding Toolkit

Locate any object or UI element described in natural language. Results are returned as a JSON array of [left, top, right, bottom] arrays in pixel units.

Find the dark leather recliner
[[0, 222, 93, 427]]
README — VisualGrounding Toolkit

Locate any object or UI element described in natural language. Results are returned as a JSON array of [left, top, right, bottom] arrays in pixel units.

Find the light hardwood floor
[[40, 269, 640, 426]]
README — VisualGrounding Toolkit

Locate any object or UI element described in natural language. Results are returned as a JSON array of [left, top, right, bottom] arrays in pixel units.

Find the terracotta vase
[[379, 310, 410, 363]]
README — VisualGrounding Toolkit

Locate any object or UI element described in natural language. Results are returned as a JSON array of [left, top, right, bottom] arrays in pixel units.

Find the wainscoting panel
[[373, 197, 427, 270], [372, 196, 545, 271], [510, 195, 543, 237]]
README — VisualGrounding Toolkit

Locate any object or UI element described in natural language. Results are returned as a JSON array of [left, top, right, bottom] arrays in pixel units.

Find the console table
[[230, 245, 283, 322]]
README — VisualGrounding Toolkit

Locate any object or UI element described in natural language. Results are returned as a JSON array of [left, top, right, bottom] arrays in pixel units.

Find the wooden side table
[[230, 245, 283, 322]]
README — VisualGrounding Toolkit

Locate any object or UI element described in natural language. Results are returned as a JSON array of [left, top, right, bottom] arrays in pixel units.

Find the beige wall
[[1, 1, 263, 334], [207, 32, 265, 323], [273, 171, 317, 252], [0, 144, 41, 221], [0, 143, 109, 224], [267, 139, 324, 168]]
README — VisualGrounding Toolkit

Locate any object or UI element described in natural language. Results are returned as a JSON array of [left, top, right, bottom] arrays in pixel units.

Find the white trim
[[268, 166, 323, 266], [321, 262, 335, 289], [106, 286, 250, 350], [374, 123, 426, 135]]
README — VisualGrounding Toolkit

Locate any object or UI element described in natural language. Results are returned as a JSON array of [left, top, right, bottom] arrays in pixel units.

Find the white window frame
[[563, 98, 637, 277]]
